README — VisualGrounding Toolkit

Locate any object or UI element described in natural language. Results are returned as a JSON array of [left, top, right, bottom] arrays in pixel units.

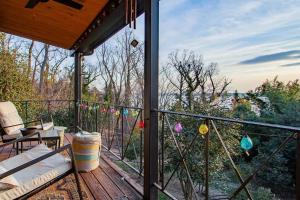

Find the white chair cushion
[[0, 144, 71, 199], [0, 165, 19, 191], [33, 122, 54, 131], [0, 102, 24, 135]]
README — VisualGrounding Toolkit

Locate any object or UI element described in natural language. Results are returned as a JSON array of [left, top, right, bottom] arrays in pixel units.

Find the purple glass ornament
[[174, 122, 183, 133]]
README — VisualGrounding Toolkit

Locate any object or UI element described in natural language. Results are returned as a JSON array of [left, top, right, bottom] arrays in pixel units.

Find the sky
[[99, 0, 300, 92]]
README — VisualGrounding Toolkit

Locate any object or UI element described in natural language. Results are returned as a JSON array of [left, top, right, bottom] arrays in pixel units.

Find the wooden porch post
[[144, 0, 159, 199], [74, 52, 82, 132]]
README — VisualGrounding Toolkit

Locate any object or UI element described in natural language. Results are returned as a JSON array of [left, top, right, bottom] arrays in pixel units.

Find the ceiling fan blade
[[25, 0, 40, 8], [53, 0, 83, 10], [25, 0, 49, 8]]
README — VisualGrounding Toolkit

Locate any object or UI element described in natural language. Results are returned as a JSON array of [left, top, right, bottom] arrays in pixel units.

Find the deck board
[[81, 172, 111, 200], [0, 133, 142, 200], [99, 159, 142, 200], [92, 167, 126, 199]]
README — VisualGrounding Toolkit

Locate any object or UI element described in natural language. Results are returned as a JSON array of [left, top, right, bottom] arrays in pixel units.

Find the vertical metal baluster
[[87, 102, 89, 131], [81, 102, 82, 130], [25, 101, 28, 122], [161, 113, 165, 188], [47, 100, 50, 116], [82, 101, 85, 130], [139, 110, 143, 174], [68, 101, 71, 130], [205, 119, 210, 200], [121, 107, 124, 160], [107, 106, 111, 148], [95, 103, 98, 132], [80, 101, 83, 129], [84, 101, 87, 131]]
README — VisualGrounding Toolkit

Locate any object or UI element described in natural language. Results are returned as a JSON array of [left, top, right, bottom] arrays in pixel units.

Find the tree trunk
[[27, 41, 34, 78], [124, 67, 131, 106], [179, 75, 183, 106], [39, 44, 49, 94], [178, 171, 194, 200], [186, 89, 193, 111], [124, 39, 131, 107]]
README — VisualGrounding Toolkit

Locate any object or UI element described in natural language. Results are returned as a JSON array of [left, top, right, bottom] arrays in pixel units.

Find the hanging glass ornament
[[100, 108, 106, 113], [110, 108, 116, 113], [174, 122, 183, 133], [199, 124, 209, 135], [115, 110, 120, 116], [123, 108, 129, 116], [132, 110, 139, 117], [240, 135, 253, 156], [138, 120, 145, 129]]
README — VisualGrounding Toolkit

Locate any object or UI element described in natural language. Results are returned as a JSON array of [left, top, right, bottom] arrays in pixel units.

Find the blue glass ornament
[[240, 135, 253, 151], [123, 108, 129, 116]]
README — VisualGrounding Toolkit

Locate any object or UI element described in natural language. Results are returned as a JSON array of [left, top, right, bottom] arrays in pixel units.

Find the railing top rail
[[80, 102, 143, 110], [155, 109, 300, 132], [6, 99, 300, 132], [9, 100, 74, 102]]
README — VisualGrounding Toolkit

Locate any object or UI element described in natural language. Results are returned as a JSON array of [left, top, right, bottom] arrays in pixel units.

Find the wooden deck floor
[[0, 133, 142, 200]]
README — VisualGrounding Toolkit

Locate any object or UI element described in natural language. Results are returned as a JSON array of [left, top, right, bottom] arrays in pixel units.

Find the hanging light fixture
[[130, 39, 139, 47]]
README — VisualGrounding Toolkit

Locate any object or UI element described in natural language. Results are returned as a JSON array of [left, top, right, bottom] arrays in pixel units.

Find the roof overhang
[[73, 0, 144, 54], [0, 0, 144, 53]]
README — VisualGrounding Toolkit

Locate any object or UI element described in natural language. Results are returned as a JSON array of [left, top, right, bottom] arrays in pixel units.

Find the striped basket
[[72, 132, 101, 172]]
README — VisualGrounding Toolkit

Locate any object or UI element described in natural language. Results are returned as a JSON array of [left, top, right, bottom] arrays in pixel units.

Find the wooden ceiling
[[0, 0, 109, 49]]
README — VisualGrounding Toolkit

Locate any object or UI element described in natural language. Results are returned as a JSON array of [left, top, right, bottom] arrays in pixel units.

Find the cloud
[[281, 62, 300, 67], [239, 50, 300, 65], [90, 0, 300, 92]]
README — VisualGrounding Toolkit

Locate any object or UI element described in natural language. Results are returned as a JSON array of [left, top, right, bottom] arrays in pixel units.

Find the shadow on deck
[[0, 133, 142, 200]]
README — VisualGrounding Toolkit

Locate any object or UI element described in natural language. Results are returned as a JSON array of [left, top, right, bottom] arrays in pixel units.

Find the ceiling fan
[[25, 0, 83, 10]]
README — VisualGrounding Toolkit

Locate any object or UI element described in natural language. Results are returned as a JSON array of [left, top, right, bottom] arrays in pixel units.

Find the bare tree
[[164, 50, 231, 110], [82, 61, 101, 95], [206, 63, 231, 102], [96, 43, 119, 104], [95, 28, 144, 106]]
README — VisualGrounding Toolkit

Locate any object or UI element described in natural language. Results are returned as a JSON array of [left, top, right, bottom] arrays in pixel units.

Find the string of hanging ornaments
[[173, 121, 254, 156]]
